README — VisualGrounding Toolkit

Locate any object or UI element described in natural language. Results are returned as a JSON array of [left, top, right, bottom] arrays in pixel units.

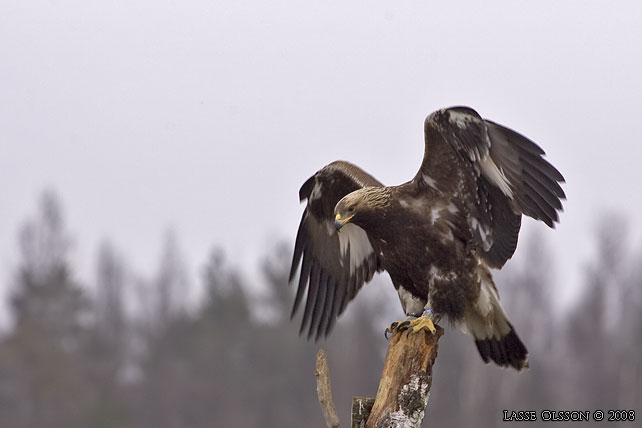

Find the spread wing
[[290, 161, 383, 340], [416, 106, 566, 268]]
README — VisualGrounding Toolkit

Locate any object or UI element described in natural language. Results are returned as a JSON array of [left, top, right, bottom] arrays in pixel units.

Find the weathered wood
[[365, 326, 444, 428], [315, 326, 443, 428], [315, 349, 343, 428], [351, 397, 375, 428]]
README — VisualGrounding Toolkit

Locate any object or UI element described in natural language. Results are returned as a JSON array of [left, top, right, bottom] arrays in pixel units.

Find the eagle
[[289, 106, 565, 370]]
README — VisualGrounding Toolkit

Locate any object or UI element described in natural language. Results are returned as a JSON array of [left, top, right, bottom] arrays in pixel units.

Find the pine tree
[[0, 191, 93, 428]]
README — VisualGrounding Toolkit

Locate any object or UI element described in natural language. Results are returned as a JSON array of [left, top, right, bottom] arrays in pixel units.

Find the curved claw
[[384, 321, 400, 340], [402, 317, 437, 336], [398, 320, 411, 330]]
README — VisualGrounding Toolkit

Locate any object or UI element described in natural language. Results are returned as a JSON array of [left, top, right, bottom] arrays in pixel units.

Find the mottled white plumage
[[480, 156, 513, 198], [338, 223, 375, 275]]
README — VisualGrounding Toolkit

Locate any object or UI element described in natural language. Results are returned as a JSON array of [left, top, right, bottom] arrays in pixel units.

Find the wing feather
[[480, 176, 521, 268], [418, 107, 565, 267], [290, 248, 311, 319], [289, 214, 308, 282], [308, 270, 328, 339], [300, 261, 321, 335], [523, 169, 563, 210], [317, 276, 336, 340], [326, 276, 345, 336], [522, 189, 557, 227], [290, 161, 383, 339], [519, 150, 566, 187]]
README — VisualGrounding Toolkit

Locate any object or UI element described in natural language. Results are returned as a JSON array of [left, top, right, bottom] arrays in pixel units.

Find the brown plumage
[[289, 106, 565, 370]]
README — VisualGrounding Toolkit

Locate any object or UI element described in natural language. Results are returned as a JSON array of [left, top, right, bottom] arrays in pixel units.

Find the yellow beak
[[334, 213, 354, 230]]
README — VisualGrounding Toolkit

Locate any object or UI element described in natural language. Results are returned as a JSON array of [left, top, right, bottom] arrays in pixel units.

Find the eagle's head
[[334, 186, 390, 230]]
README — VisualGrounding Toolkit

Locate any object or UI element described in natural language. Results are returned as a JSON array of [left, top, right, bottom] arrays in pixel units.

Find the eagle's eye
[[348, 206, 355, 213]]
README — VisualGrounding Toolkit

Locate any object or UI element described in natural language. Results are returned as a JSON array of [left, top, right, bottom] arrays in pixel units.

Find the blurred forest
[[0, 191, 640, 428]]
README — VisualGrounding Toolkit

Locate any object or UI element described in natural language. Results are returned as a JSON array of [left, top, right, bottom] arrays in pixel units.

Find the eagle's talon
[[401, 316, 437, 336], [385, 315, 437, 338], [385, 321, 400, 339]]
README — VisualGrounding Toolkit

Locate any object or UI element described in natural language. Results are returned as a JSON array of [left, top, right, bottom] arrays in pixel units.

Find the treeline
[[0, 192, 640, 427]]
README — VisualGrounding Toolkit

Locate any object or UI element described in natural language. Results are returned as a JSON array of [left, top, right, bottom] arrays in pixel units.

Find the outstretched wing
[[290, 161, 383, 340], [416, 106, 565, 268]]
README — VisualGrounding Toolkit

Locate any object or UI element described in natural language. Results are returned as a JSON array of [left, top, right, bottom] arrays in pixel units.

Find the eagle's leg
[[385, 286, 436, 339], [385, 309, 440, 338]]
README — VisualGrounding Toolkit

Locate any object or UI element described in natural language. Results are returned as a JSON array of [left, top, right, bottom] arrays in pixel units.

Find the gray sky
[[2, 0, 642, 310]]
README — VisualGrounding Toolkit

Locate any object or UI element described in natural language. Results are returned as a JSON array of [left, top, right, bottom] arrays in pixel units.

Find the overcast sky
[[2, 0, 642, 310]]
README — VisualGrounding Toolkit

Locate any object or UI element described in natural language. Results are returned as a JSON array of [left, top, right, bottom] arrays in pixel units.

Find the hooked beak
[[334, 213, 353, 230]]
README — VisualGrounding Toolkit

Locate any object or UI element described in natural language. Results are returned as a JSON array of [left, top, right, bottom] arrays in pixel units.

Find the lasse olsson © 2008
[[503, 409, 636, 422]]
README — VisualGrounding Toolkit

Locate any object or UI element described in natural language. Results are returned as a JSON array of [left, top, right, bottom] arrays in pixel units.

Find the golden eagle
[[289, 107, 565, 370]]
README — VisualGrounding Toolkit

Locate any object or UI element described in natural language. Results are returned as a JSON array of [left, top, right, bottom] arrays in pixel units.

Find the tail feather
[[466, 264, 529, 370], [475, 323, 528, 370]]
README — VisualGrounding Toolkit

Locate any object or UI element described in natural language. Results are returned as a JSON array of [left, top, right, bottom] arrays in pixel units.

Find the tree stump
[[315, 326, 444, 428], [365, 326, 443, 428]]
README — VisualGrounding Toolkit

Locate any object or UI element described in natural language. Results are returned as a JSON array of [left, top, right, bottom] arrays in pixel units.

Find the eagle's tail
[[474, 323, 528, 371], [462, 265, 529, 370]]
